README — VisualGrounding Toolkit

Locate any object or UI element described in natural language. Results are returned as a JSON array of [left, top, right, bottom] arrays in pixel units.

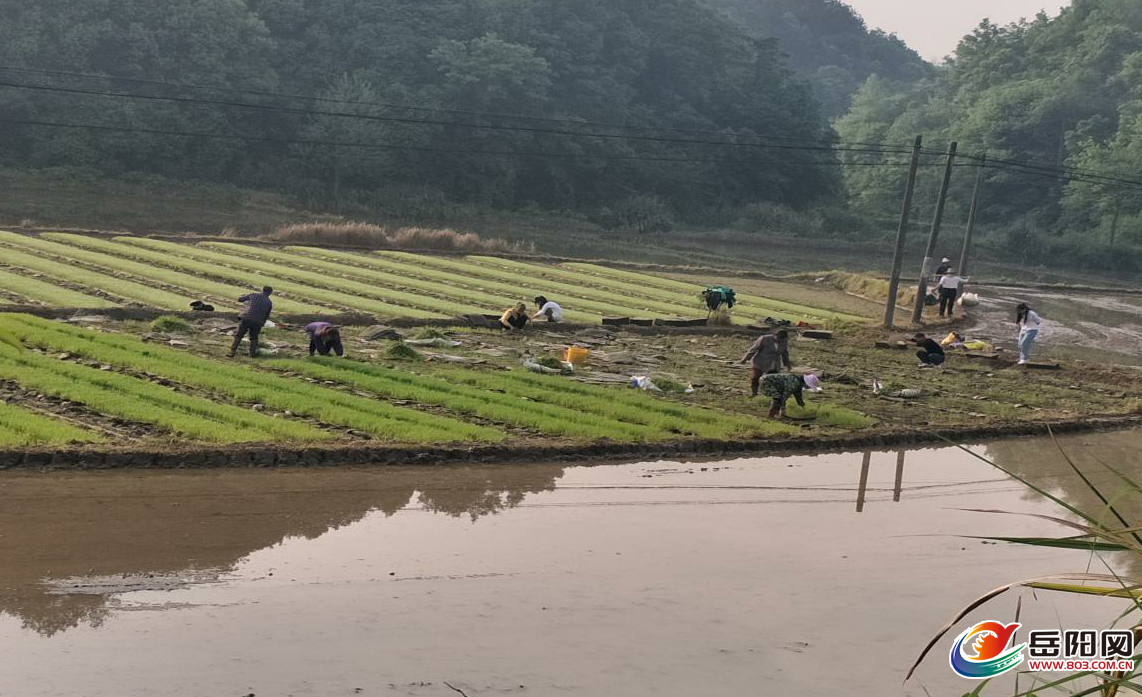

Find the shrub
[[737, 202, 824, 237], [267, 222, 534, 253], [150, 315, 195, 334], [593, 196, 674, 234]]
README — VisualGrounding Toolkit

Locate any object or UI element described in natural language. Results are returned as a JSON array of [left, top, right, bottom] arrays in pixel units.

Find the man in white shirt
[[936, 270, 965, 318], [532, 295, 564, 322]]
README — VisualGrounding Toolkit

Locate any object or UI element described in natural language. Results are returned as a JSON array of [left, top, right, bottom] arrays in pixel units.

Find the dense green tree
[[833, 0, 1142, 245], [0, 0, 842, 218], [703, 0, 932, 117]]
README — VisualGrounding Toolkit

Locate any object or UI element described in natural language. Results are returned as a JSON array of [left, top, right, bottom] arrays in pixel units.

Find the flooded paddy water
[[2, 430, 1141, 696]]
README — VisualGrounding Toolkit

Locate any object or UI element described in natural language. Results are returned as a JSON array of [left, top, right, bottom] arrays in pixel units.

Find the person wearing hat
[[305, 321, 344, 357], [759, 372, 821, 419], [935, 257, 952, 277], [936, 268, 965, 317]]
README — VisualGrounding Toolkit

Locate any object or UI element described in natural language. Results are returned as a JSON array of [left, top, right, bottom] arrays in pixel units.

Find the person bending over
[[913, 332, 945, 368], [228, 286, 273, 358], [306, 321, 344, 357], [532, 296, 563, 323], [740, 329, 792, 397], [760, 372, 821, 419], [500, 303, 530, 331]]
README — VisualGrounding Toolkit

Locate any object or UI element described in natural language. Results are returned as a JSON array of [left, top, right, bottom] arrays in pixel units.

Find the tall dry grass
[[264, 222, 535, 254], [795, 271, 916, 308]]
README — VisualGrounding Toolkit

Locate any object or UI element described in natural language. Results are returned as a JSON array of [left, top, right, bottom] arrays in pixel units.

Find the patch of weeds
[[150, 315, 194, 334], [411, 327, 449, 340], [1124, 398, 1142, 415], [649, 374, 691, 393], [532, 356, 566, 371], [386, 343, 422, 361]]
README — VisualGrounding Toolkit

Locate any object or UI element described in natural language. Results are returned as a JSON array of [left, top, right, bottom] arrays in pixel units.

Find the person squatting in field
[[740, 329, 792, 397], [759, 372, 821, 418], [305, 321, 344, 356], [532, 296, 563, 322], [913, 332, 945, 368], [500, 303, 530, 330], [229, 286, 273, 358]]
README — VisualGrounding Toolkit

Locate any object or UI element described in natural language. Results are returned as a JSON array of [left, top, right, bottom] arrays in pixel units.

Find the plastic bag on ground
[[629, 375, 661, 391]]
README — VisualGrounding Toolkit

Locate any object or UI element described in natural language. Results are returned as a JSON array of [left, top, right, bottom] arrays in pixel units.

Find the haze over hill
[[0, 0, 1140, 275]]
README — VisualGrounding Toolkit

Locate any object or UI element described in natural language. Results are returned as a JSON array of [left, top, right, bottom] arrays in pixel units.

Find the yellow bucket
[[564, 346, 590, 365]]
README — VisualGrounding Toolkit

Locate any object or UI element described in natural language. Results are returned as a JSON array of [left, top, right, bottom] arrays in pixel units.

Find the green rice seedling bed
[[1, 314, 500, 442], [476, 257, 852, 323], [0, 231, 240, 312], [271, 358, 660, 441], [0, 266, 116, 308], [0, 345, 311, 442], [0, 242, 192, 310], [447, 369, 796, 438], [560, 262, 868, 323], [200, 242, 549, 321], [379, 251, 710, 320], [47, 234, 330, 314], [470, 255, 850, 323], [290, 244, 621, 319], [783, 402, 876, 428], [0, 401, 102, 446], [357, 251, 694, 321], [468, 255, 727, 317], [117, 238, 445, 319]]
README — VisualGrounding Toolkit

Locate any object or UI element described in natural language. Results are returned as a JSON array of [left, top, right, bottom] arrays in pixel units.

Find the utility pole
[[910, 141, 957, 325], [958, 153, 985, 277], [883, 135, 923, 329], [1110, 197, 1122, 246]]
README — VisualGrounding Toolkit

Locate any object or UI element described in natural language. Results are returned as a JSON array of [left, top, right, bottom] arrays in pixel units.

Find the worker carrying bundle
[[702, 286, 736, 312]]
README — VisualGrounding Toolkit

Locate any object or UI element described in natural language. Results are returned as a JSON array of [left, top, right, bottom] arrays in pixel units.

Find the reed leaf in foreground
[[907, 430, 1142, 694]]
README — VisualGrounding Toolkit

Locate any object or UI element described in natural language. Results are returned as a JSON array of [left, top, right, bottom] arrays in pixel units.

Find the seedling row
[[0, 314, 789, 447], [0, 231, 864, 325]]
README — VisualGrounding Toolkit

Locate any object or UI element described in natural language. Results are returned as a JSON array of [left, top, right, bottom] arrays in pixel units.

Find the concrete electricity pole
[[958, 153, 985, 277], [910, 141, 957, 325], [883, 135, 923, 329]]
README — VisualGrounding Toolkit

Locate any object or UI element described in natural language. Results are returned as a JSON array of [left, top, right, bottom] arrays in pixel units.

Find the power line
[[0, 116, 933, 167], [0, 77, 913, 157], [940, 148, 1142, 190], [0, 64, 902, 149]]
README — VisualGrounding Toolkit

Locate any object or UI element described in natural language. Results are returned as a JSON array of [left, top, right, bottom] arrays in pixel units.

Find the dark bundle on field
[[267, 223, 535, 253], [189, 300, 215, 312]]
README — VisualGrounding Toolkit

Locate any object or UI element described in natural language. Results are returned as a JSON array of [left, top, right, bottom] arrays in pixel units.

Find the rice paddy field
[[0, 230, 868, 324], [0, 312, 810, 450]]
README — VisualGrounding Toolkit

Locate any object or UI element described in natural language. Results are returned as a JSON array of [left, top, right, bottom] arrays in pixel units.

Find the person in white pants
[[1016, 302, 1041, 365]]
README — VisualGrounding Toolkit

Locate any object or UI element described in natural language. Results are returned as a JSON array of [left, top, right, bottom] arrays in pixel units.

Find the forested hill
[[0, 0, 838, 221], [703, 0, 931, 117], [834, 0, 1142, 268]]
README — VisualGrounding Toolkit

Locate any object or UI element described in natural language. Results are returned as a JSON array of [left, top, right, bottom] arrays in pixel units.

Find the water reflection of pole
[[894, 450, 906, 502], [856, 451, 871, 513]]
